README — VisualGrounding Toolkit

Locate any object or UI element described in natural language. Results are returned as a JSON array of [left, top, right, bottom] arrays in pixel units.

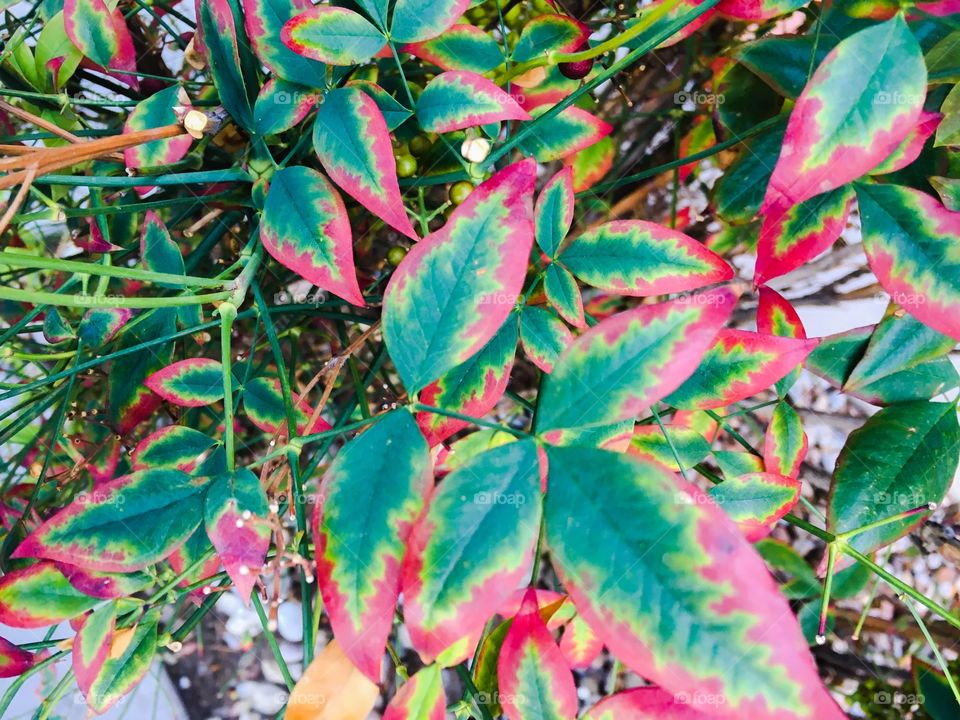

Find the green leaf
[[520, 305, 571, 374], [857, 182, 960, 341], [123, 85, 193, 169], [0, 561, 99, 628], [915, 660, 960, 720], [628, 424, 711, 472], [714, 119, 786, 223], [537, 289, 736, 435], [382, 159, 535, 393], [282, 6, 386, 65], [930, 175, 960, 212], [349, 80, 413, 130], [314, 409, 431, 681], [828, 401, 960, 553], [261, 165, 363, 305], [254, 78, 318, 136], [935, 83, 960, 147], [734, 36, 833, 98], [13, 469, 208, 572], [713, 449, 765, 479], [844, 311, 955, 392], [200, 0, 255, 130], [544, 446, 845, 720], [543, 262, 584, 328], [390, 0, 470, 44], [763, 401, 807, 479], [535, 168, 574, 258], [402, 440, 542, 665], [131, 426, 218, 473]]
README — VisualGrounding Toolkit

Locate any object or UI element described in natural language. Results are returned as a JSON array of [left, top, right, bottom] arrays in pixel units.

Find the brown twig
[[0, 163, 37, 236]]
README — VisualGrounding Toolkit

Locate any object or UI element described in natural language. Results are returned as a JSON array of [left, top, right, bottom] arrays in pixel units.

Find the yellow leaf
[[108, 627, 136, 660], [286, 639, 379, 720]]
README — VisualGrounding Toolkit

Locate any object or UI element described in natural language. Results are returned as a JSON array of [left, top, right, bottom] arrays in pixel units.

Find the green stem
[[0, 286, 232, 309], [36, 169, 251, 188], [219, 303, 238, 472], [0, 251, 228, 288], [835, 503, 934, 541], [818, 543, 838, 643], [252, 594, 296, 690], [412, 403, 530, 438]]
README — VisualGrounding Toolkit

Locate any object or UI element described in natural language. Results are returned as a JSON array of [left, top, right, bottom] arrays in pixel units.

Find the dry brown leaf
[[286, 638, 379, 720]]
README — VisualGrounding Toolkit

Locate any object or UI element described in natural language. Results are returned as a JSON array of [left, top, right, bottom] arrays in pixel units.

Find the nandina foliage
[[0, 0, 959, 716]]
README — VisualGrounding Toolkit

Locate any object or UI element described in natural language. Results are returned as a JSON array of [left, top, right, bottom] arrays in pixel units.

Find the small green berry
[[449, 181, 474, 205], [387, 246, 408, 266], [396, 155, 417, 178], [409, 134, 433, 157]]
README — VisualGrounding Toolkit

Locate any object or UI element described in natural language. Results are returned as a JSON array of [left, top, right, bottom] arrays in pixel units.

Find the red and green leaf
[[629, 424, 711, 472], [109, 309, 175, 435], [63, 0, 118, 68], [254, 78, 319, 136], [754, 187, 853, 286], [242, 376, 330, 436], [383, 664, 446, 720], [828, 401, 960, 554], [497, 588, 578, 720], [313, 86, 418, 239], [74, 602, 117, 696], [536, 288, 736, 435], [544, 262, 585, 328], [281, 6, 386, 65], [13, 469, 206, 572], [544, 446, 846, 720], [261, 166, 364, 306], [763, 402, 807, 479], [564, 135, 615, 192], [389, 0, 471, 43], [131, 425, 219, 473], [709, 471, 801, 541], [535, 167, 575, 258], [242, 0, 327, 84], [199, 0, 254, 130], [757, 286, 807, 395], [314, 409, 431, 681], [78, 308, 134, 347], [349, 80, 413, 130], [760, 15, 926, 217], [519, 106, 612, 162], [204, 469, 271, 605], [560, 220, 733, 296], [930, 176, 960, 212], [871, 111, 942, 175], [403, 25, 504, 73], [512, 14, 590, 62], [584, 687, 713, 719], [56, 562, 152, 600], [0, 635, 32, 678], [86, 610, 159, 713], [42, 308, 74, 344], [123, 85, 192, 169], [857, 183, 960, 341], [417, 318, 518, 446], [140, 211, 184, 282], [402, 440, 542, 664], [520, 305, 572, 373], [0, 561, 99, 628], [383, 158, 535, 392], [716, 0, 807, 20], [714, 449, 765, 479], [560, 613, 603, 669], [144, 358, 224, 407], [665, 329, 818, 410], [416, 71, 530, 133]]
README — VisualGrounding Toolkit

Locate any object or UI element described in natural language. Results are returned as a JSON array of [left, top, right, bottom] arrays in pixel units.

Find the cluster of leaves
[[0, 0, 959, 716]]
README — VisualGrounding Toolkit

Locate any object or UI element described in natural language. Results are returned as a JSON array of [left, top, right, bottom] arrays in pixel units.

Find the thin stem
[[903, 596, 960, 707], [0, 286, 233, 309], [0, 251, 229, 288], [818, 543, 838, 643], [220, 303, 238, 473], [835, 503, 934, 541], [252, 594, 296, 690]]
